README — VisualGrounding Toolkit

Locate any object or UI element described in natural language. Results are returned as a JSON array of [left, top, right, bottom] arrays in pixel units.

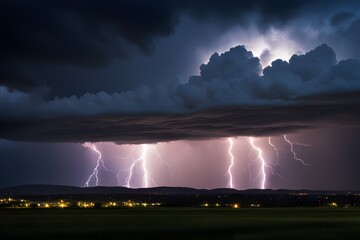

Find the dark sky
[[1, 0, 360, 190]]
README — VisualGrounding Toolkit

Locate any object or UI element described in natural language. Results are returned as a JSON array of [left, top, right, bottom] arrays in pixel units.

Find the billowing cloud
[[1, 44, 359, 143], [2, 0, 359, 93]]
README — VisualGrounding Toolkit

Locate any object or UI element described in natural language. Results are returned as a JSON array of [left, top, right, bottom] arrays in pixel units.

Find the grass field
[[1, 208, 360, 240]]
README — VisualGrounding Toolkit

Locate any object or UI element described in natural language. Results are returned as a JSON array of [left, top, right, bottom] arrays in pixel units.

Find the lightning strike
[[123, 144, 153, 188], [249, 137, 267, 189], [124, 154, 139, 188], [84, 143, 113, 187], [141, 144, 149, 188], [267, 137, 283, 177], [83, 136, 311, 190], [268, 137, 280, 165], [227, 138, 235, 189], [283, 135, 311, 166]]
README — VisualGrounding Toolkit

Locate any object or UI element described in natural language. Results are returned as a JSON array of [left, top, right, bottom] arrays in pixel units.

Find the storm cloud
[[1, 44, 360, 143], [2, 0, 360, 94]]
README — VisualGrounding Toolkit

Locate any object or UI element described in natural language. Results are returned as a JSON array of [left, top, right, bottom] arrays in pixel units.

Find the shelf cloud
[[1, 44, 359, 143]]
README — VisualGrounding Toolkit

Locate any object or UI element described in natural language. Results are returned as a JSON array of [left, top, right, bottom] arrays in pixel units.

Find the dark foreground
[[1, 208, 360, 240]]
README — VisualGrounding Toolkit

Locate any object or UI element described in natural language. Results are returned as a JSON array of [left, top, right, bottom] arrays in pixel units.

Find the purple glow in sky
[[82, 135, 312, 190], [1, 1, 360, 191]]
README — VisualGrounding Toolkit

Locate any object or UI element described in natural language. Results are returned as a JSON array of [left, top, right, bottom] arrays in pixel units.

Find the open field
[[1, 208, 360, 240]]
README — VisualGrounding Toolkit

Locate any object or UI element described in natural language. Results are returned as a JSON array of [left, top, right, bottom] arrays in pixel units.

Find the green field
[[1, 208, 360, 240]]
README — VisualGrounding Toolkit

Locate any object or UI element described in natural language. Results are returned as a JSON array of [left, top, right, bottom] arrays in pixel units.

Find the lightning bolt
[[124, 153, 139, 188], [283, 135, 311, 166], [249, 137, 266, 189], [227, 138, 235, 189], [141, 144, 149, 188], [266, 137, 285, 178], [268, 137, 280, 165], [84, 143, 113, 187], [123, 144, 153, 188]]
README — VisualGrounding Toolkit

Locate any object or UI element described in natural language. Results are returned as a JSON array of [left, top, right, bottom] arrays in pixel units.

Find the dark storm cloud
[[1, 103, 359, 144], [181, 0, 308, 28], [330, 11, 355, 27], [1, 44, 360, 143], [2, 0, 358, 92], [0, 0, 179, 65], [182, 0, 359, 29], [330, 18, 360, 60], [0, 0, 180, 91], [0, 64, 37, 92]]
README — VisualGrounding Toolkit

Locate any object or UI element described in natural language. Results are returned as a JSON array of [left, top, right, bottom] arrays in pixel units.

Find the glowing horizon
[[83, 135, 311, 190]]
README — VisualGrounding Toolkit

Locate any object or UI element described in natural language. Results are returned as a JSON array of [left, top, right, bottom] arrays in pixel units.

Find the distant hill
[[0, 185, 237, 196], [0, 184, 357, 196]]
